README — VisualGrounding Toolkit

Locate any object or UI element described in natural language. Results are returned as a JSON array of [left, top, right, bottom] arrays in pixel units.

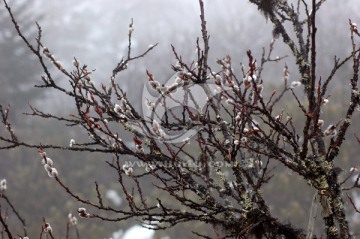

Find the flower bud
[[78, 208, 90, 218]]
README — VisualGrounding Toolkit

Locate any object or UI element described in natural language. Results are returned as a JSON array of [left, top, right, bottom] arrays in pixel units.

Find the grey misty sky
[[35, 0, 359, 67], [16, 0, 360, 110]]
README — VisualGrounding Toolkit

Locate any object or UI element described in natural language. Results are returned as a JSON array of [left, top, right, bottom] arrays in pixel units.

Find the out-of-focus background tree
[[0, 0, 359, 238]]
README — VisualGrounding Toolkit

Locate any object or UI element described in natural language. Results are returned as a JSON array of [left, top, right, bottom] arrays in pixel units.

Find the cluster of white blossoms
[[77, 207, 91, 218], [113, 97, 134, 119], [145, 98, 155, 111], [68, 213, 78, 226], [148, 75, 180, 95], [152, 120, 166, 143], [173, 61, 193, 85], [0, 178, 7, 191], [316, 119, 337, 137], [104, 133, 123, 150], [218, 56, 233, 77], [42, 47, 64, 71], [38, 150, 58, 178]]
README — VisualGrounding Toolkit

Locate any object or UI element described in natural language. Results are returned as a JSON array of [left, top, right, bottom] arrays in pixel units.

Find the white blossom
[[352, 90, 360, 96], [122, 164, 133, 176], [167, 83, 178, 93], [42, 157, 53, 167], [149, 81, 160, 89], [235, 113, 241, 122], [0, 179, 7, 191], [145, 99, 155, 110], [317, 119, 324, 127], [43, 223, 52, 233], [351, 22, 358, 31], [72, 58, 80, 68], [160, 86, 168, 93], [215, 74, 222, 83], [54, 61, 64, 71], [114, 104, 122, 113], [44, 164, 52, 173], [68, 213, 78, 226], [322, 98, 329, 105], [324, 124, 337, 137], [135, 144, 144, 153], [38, 150, 47, 157], [350, 166, 358, 172], [224, 69, 231, 76], [245, 75, 257, 83], [44, 164, 58, 178], [42, 47, 50, 56], [51, 168, 58, 178], [125, 167, 133, 176], [290, 81, 301, 88], [69, 139, 76, 147]]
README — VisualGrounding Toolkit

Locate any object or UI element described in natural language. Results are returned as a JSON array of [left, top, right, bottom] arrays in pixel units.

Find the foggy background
[[1, 0, 360, 238]]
